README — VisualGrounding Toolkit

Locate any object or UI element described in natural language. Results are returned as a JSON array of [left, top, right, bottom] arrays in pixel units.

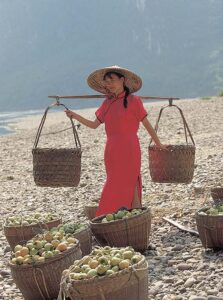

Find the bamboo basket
[[84, 205, 98, 220], [4, 218, 62, 250], [32, 103, 82, 187], [90, 207, 151, 251], [196, 210, 223, 249], [74, 226, 92, 256], [9, 241, 82, 300], [58, 254, 148, 300], [149, 101, 195, 183]]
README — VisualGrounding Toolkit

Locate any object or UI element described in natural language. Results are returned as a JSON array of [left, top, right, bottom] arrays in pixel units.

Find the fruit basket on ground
[[9, 227, 82, 300], [90, 207, 152, 252], [56, 223, 92, 256], [4, 212, 62, 249], [196, 205, 223, 249], [58, 246, 148, 300]]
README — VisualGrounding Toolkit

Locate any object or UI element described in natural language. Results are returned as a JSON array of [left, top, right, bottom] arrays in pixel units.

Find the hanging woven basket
[[32, 102, 82, 187], [149, 100, 196, 183]]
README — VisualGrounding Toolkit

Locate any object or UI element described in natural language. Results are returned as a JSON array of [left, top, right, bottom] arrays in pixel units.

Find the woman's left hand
[[156, 143, 169, 150], [64, 109, 74, 119]]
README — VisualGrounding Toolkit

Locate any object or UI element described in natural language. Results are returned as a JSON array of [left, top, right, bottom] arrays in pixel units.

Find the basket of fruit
[[149, 102, 195, 183], [58, 246, 148, 300], [56, 223, 92, 256], [90, 207, 151, 251], [211, 187, 223, 205], [196, 205, 223, 249], [84, 205, 98, 220], [4, 213, 62, 249], [9, 227, 82, 300]]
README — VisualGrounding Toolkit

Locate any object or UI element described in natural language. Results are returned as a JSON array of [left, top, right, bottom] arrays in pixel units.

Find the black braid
[[123, 86, 130, 108]]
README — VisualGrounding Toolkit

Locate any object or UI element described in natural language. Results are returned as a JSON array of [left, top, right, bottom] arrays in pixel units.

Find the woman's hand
[[64, 109, 74, 119], [156, 143, 169, 150]]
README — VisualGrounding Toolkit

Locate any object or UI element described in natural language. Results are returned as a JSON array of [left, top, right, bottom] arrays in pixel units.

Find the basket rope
[[33, 267, 51, 300], [33, 101, 81, 150], [149, 102, 195, 146]]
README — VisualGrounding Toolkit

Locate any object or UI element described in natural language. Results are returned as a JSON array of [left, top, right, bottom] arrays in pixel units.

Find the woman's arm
[[64, 109, 101, 129], [142, 117, 165, 148]]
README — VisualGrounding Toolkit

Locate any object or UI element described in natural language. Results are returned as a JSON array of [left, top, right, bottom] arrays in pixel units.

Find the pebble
[[1, 98, 223, 299]]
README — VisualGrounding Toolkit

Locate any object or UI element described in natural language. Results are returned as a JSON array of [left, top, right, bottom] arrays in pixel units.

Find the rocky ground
[[0, 97, 223, 300]]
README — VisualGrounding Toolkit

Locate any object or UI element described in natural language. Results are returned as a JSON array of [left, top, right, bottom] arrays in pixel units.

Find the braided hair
[[103, 71, 130, 108]]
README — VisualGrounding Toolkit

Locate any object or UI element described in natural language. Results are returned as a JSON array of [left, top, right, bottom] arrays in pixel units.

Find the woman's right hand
[[64, 109, 74, 119]]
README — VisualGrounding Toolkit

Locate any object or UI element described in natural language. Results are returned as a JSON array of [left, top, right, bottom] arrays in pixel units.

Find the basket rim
[[149, 144, 196, 148], [90, 207, 151, 225], [196, 208, 223, 218], [33, 147, 82, 151], [9, 240, 81, 269], [3, 217, 62, 229], [65, 253, 147, 285]]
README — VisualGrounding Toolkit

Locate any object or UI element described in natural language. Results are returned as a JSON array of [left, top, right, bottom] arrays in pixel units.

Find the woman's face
[[103, 73, 125, 95]]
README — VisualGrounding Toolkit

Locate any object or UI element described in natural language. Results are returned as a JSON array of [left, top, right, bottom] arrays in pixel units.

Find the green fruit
[[110, 257, 121, 266], [87, 269, 97, 278], [116, 211, 125, 219], [106, 214, 114, 221], [131, 254, 142, 264], [106, 269, 114, 276], [96, 264, 108, 275], [123, 251, 134, 259]]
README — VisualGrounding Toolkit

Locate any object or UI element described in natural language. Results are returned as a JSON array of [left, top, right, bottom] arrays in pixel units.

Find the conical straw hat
[[87, 65, 142, 94]]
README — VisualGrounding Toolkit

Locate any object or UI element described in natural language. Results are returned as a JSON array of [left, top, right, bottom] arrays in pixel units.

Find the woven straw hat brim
[[87, 65, 142, 94]]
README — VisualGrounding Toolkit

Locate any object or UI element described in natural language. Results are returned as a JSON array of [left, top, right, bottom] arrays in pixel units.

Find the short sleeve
[[95, 99, 108, 123], [134, 96, 148, 121]]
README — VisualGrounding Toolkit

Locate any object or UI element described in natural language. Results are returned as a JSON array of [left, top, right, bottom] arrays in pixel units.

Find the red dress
[[95, 92, 148, 216]]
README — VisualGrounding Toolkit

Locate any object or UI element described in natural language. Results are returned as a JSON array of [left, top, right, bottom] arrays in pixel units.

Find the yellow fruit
[[88, 259, 99, 269], [66, 237, 76, 244], [16, 256, 24, 265], [14, 245, 23, 252], [119, 260, 130, 270], [20, 247, 29, 257], [57, 242, 68, 252]]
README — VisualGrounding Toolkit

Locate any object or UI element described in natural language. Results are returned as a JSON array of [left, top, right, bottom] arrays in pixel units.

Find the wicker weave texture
[[33, 148, 81, 187], [196, 213, 223, 249], [58, 256, 148, 300], [90, 208, 151, 251], [74, 226, 92, 256], [9, 242, 82, 300], [4, 218, 62, 250], [211, 188, 223, 201], [84, 206, 98, 220], [149, 145, 195, 183]]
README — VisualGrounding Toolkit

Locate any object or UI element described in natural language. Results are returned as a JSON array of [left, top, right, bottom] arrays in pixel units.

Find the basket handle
[[149, 100, 195, 146], [33, 102, 81, 150]]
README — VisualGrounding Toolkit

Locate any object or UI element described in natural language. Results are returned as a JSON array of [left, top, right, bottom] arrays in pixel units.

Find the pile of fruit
[[198, 205, 223, 216], [5, 213, 59, 226], [99, 208, 143, 223], [63, 246, 144, 280], [10, 224, 79, 265]]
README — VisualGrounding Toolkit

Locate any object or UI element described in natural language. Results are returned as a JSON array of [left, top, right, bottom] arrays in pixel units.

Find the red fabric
[[95, 93, 148, 216]]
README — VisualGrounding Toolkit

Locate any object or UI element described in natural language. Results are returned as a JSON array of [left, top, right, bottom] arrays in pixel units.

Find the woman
[[65, 65, 166, 216]]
